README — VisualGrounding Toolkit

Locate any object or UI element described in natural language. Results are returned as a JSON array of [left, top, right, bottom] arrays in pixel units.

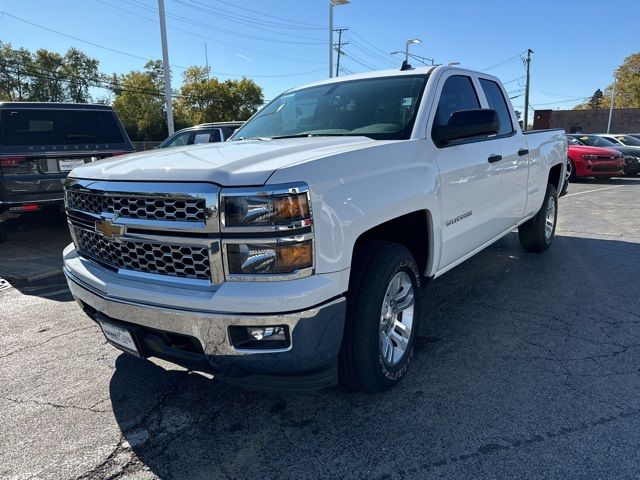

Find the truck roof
[[0, 102, 114, 110], [284, 65, 501, 94]]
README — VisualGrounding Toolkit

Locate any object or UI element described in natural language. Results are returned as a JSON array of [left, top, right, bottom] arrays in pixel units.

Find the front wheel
[[518, 183, 558, 253], [339, 242, 422, 393]]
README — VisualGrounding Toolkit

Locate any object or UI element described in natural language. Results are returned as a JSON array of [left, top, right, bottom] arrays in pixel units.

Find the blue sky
[[1, 0, 638, 121]]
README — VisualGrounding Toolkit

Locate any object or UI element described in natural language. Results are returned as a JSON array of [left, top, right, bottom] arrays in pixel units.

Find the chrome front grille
[[64, 179, 222, 286], [67, 190, 206, 222], [74, 227, 211, 280]]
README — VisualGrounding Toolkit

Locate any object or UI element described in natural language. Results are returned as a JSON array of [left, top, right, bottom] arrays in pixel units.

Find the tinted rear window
[[0, 109, 124, 146]]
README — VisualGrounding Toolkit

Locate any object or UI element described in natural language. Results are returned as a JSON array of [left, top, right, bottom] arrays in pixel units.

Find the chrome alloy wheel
[[566, 160, 573, 180], [379, 271, 415, 366], [545, 194, 557, 241]]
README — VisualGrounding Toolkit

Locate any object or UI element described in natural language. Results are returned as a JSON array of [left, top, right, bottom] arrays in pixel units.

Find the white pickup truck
[[63, 66, 566, 392]]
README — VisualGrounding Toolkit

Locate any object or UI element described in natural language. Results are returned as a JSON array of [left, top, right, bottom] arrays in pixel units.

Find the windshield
[[572, 135, 617, 148], [612, 135, 640, 147], [567, 136, 581, 145], [231, 75, 428, 141]]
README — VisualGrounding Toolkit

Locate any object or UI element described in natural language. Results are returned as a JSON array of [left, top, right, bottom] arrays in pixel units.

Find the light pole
[[329, 0, 350, 78], [390, 51, 434, 66], [607, 70, 619, 133], [157, 0, 174, 136], [403, 39, 421, 64]]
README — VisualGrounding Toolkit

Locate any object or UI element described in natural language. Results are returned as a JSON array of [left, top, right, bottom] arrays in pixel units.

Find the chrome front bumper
[[65, 269, 346, 376]]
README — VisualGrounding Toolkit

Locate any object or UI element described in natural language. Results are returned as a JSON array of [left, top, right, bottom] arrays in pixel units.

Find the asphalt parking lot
[[1, 178, 639, 480]]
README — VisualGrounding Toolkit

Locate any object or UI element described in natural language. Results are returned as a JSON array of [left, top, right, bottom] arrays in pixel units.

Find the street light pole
[[403, 39, 421, 64], [328, 0, 349, 78], [157, 0, 174, 136], [607, 73, 617, 133]]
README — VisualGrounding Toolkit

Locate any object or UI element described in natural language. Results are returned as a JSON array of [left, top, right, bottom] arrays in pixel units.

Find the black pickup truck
[[0, 102, 134, 242]]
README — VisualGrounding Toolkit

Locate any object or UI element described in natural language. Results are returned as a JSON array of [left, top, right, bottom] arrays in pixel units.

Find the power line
[[170, 0, 323, 34], [124, 0, 325, 44], [480, 52, 527, 72], [208, 0, 324, 28], [0, 9, 184, 67], [93, 0, 325, 65], [531, 97, 589, 107]]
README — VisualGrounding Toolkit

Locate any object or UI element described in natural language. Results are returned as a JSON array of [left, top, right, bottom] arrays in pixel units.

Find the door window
[[479, 79, 513, 136], [432, 75, 480, 134], [163, 131, 192, 148]]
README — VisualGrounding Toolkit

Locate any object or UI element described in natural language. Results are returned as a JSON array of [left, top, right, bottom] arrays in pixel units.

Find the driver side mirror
[[433, 109, 500, 146]]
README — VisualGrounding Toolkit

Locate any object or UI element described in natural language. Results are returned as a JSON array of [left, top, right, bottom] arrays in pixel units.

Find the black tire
[[519, 183, 558, 253], [339, 241, 422, 393], [567, 159, 576, 181]]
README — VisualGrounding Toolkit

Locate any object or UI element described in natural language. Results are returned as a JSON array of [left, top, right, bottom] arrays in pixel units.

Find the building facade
[[533, 108, 640, 133]]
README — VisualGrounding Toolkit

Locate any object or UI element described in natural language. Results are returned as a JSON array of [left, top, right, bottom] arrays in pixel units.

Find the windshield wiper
[[267, 133, 348, 140]]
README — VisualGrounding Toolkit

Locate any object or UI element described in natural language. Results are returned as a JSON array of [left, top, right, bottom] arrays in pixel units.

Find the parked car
[[63, 66, 566, 393], [566, 134, 640, 176], [158, 122, 244, 148], [0, 102, 134, 243], [566, 136, 625, 180], [596, 133, 640, 148]]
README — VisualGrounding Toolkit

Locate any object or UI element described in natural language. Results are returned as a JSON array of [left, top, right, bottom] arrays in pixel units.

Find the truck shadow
[[108, 232, 640, 479]]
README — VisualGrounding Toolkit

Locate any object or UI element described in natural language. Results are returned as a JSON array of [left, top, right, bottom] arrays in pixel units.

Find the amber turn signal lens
[[276, 242, 313, 270], [273, 194, 309, 223]]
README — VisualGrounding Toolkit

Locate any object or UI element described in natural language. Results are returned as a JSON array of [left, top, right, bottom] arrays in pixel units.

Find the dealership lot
[[1, 178, 639, 480]]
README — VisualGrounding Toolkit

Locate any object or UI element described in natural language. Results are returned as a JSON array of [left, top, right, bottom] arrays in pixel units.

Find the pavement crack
[[1, 396, 109, 413], [0, 325, 96, 360]]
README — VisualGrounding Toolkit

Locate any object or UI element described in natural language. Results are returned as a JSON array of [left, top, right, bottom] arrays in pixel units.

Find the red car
[[567, 136, 625, 180]]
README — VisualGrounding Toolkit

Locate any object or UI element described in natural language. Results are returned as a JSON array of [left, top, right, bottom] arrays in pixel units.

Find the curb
[[0, 268, 64, 286]]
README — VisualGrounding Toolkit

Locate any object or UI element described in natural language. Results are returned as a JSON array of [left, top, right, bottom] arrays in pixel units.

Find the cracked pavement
[[1, 178, 639, 479]]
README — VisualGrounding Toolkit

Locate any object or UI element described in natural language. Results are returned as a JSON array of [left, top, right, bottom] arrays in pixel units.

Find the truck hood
[[69, 136, 377, 186]]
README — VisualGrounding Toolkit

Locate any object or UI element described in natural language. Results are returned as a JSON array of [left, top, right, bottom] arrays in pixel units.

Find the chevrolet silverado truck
[[63, 66, 567, 392]]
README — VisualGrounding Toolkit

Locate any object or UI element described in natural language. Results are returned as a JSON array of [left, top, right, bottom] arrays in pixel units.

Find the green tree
[[601, 53, 640, 109], [0, 42, 33, 100], [110, 61, 168, 141], [587, 88, 604, 109], [176, 67, 263, 125], [27, 49, 66, 102], [62, 48, 100, 103]]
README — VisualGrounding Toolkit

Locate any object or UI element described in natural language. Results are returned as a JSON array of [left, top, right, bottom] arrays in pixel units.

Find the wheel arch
[[350, 210, 434, 284]]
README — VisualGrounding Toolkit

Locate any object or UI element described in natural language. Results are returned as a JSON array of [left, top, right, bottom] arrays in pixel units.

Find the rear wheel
[[339, 242, 422, 393], [519, 183, 558, 253], [567, 159, 576, 181]]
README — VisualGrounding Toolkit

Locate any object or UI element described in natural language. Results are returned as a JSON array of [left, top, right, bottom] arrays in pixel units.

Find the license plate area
[[98, 318, 141, 357], [59, 159, 86, 172]]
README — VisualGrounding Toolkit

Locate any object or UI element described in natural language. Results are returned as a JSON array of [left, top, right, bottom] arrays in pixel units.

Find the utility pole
[[328, 0, 350, 78], [334, 28, 348, 77], [157, 0, 174, 135], [607, 72, 617, 133], [523, 48, 533, 131], [205, 43, 209, 79]]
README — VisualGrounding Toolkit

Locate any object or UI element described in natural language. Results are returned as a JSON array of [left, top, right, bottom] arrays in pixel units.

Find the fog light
[[228, 325, 290, 350]]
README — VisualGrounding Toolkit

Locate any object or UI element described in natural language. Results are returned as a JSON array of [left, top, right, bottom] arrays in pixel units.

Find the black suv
[[0, 102, 134, 242], [158, 121, 244, 148]]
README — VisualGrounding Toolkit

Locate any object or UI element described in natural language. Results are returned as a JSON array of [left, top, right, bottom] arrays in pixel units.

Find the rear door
[[476, 77, 529, 227]]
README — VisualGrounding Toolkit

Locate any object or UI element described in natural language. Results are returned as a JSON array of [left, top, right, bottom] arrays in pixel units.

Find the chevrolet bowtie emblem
[[95, 218, 124, 239]]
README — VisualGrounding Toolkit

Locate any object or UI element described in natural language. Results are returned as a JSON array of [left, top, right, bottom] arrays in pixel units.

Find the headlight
[[227, 240, 313, 275], [222, 185, 311, 228], [220, 183, 314, 280]]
